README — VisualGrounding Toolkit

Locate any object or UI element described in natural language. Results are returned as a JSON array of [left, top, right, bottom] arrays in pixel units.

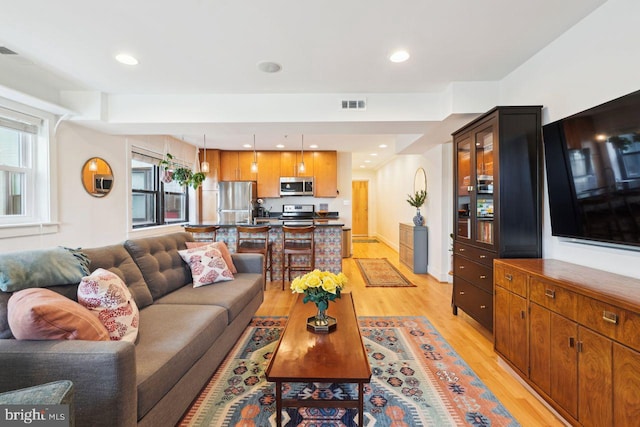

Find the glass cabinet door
[[456, 136, 471, 240], [475, 127, 494, 245]]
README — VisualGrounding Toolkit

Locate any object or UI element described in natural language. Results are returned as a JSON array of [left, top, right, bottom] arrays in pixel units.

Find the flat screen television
[[543, 89, 640, 249]]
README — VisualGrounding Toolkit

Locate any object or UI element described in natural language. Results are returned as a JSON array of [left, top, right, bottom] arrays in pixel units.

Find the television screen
[[543, 89, 640, 249]]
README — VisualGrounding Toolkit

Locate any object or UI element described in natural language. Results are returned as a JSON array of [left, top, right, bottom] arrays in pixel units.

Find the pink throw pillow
[[77, 268, 140, 343], [185, 241, 237, 273], [178, 245, 234, 288], [8, 288, 110, 341]]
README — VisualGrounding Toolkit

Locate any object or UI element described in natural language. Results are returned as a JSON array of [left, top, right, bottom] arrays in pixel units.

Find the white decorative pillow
[[77, 268, 140, 343], [178, 245, 234, 288]]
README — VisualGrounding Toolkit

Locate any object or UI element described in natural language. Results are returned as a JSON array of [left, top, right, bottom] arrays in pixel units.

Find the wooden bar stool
[[236, 225, 273, 286], [282, 225, 316, 290], [184, 225, 219, 242]]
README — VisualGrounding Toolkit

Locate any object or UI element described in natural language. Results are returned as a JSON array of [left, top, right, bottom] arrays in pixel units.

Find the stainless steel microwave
[[279, 177, 314, 196]]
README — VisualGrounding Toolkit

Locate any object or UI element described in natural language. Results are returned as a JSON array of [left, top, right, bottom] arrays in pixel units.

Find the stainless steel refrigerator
[[217, 181, 257, 224]]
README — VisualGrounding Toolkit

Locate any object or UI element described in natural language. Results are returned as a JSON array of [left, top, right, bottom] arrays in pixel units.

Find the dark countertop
[[186, 220, 345, 228]]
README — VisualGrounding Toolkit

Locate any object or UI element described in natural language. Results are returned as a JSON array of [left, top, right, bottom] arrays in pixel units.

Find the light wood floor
[[256, 239, 567, 427]]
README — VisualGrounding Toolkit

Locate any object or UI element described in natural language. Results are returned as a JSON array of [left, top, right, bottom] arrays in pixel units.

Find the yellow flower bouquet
[[290, 270, 348, 330]]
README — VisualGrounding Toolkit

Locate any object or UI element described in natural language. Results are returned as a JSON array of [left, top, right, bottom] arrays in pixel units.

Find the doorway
[[352, 180, 369, 236]]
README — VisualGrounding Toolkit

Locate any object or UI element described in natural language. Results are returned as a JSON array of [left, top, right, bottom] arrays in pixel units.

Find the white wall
[[372, 149, 452, 282], [0, 122, 197, 252], [500, 0, 640, 278]]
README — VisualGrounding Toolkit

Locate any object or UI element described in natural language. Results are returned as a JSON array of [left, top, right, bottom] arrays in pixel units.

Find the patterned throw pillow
[[178, 245, 234, 288], [77, 268, 140, 343], [185, 241, 237, 273]]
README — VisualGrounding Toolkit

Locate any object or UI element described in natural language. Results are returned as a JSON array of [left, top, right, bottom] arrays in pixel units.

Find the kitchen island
[[186, 220, 345, 283]]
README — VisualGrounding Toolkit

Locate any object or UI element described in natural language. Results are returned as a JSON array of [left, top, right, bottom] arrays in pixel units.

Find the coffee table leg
[[275, 381, 282, 427], [358, 382, 364, 426]]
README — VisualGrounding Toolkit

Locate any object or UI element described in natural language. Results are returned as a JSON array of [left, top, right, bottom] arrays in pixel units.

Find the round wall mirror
[[414, 167, 427, 193], [82, 157, 113, 198]]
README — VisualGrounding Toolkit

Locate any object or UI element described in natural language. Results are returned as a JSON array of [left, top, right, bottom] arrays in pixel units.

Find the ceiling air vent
[[341, 99, 366, 110], [0, 47, 18, 55]]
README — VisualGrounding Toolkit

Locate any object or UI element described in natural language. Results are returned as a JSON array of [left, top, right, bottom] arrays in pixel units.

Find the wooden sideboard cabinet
[[494, 259, 640, 427], [399, 223, 428, 273]]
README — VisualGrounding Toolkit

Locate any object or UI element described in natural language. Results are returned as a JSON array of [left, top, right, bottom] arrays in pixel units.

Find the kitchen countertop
[[187, 220, 345, 228]]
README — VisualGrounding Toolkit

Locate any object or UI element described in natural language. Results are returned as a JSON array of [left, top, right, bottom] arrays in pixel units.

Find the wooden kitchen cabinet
[[220, 151, 256, 181], [280, 151, 314, 177], [256, 151, 281, 198], [494, 259, 640, 427], [452, 106, 542, 332], [313, 151, 338, 197], [494, 278, 527, 375]]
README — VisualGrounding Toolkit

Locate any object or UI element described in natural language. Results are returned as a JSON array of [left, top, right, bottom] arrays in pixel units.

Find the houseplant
[[290, 269, 348, 333], [407, 189, 427, 226], [159, 153, 206, 190]]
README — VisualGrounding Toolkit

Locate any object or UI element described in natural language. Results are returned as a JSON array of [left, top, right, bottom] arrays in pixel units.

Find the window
[[0, 105, 46, 226], [131, 149, 188, 228]]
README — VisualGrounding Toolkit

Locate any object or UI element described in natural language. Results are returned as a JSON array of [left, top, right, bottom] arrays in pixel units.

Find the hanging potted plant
[[159, 153, 206, 190], [406, 189, 427, 226]]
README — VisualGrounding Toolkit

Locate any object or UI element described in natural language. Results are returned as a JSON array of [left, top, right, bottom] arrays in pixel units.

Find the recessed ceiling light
[[243, 144, 252, 148], [364, 160, 371, 163], [389, 50, 410, 63], [257, 61, 282, 73], [309, 144, 318, 149], [276, 144, 285, 148], [379, 144, 388, 148], [370, 153, 378, 156], [360, 165, 366, 168], [115, 53, 138, 65]]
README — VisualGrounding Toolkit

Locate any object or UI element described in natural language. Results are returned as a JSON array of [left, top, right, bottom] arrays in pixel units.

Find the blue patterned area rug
[[179, 316, 519, 426]]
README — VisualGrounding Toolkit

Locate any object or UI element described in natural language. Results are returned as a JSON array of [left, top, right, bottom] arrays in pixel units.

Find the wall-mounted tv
[[543, 89, 640, 249]]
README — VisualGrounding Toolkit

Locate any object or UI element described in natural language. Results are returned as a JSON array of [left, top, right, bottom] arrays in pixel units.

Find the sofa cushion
[[7, 288, 110, 341], [134, 303, 227, 419], [82, 244, 153, 309], [185, 241, 237, 273], [154, 273, 262, 324], [78, 269, 140, 342], [178, 245, 234, 287], [124, 232, 193, 300]]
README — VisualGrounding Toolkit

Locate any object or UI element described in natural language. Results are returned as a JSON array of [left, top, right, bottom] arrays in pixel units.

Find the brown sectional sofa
[[0, 232, 264, 426]]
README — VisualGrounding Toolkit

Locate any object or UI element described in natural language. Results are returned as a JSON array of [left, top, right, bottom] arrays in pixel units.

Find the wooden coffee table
[[265, 293, 371, 426]]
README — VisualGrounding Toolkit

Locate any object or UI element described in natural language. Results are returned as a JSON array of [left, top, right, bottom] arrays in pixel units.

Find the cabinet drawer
[[529, 278, 578, 321], [399, 224, 414, 246], [578, 295, 640, 351], [454, 256, 493, 293], [454, 278, 493, 331], [453, 242, 495, 267], [494, 263, 527, 297]]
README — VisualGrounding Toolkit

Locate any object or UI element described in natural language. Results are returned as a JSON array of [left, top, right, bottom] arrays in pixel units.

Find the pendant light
[[250, 134, 258, 173], [201, 134, 210, 173], [298, 134, 306, 173]]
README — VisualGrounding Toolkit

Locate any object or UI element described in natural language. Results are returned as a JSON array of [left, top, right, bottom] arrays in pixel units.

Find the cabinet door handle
[[459, 291, 465, 295], [480, 275, 486, 279], [480, 305, 487, 309], [602, 311, 618, 324], [505, 274, 513, 281], [568, 337, 575, 348], [467, 185, 474, 192], [459, 265, 465, 270], [545, 289, 556, 299], [520, 310, 525, 319], [577, 341, 583, 353], [479, 255, 486, 259], [459, 248, 465, 252]]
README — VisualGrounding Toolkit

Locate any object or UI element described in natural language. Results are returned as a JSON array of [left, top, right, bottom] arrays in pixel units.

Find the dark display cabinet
[[452, 106, 543, 331]]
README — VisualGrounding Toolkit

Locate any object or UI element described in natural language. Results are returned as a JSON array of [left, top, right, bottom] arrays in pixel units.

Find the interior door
[[352, 180, 369, 236]]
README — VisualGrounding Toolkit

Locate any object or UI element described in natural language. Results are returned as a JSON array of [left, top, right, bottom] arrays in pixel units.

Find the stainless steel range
[[280, 204, 315, 226]]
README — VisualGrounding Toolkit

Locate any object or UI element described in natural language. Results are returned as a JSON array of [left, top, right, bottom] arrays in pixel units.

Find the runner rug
[[354, 258, 415, 287], [178, 316, 519, 427]]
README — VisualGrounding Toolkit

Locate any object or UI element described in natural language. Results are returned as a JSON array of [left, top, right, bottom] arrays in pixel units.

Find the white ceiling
[[0, 0, 607, 170]]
